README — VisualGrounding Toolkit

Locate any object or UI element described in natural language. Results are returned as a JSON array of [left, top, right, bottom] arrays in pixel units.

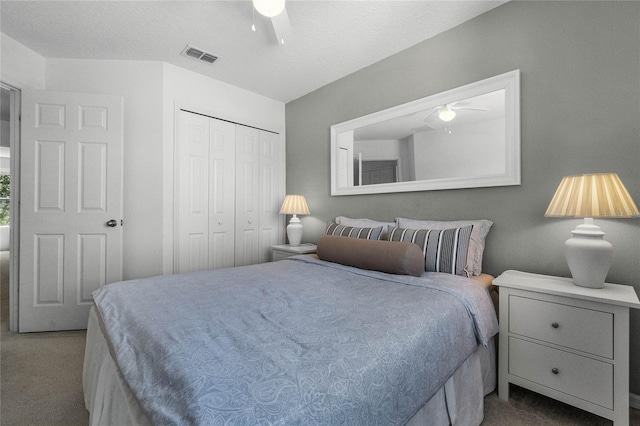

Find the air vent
[[181, 45, 218, 65]]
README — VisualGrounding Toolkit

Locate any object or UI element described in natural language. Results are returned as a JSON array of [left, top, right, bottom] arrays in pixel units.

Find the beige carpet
[[0, 251, 89, 425], [1, 250, 638, 425], [484, 386, 640, 425]]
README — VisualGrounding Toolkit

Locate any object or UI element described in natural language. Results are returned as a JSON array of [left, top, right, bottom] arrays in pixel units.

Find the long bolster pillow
[[316, 234, 425, 277]]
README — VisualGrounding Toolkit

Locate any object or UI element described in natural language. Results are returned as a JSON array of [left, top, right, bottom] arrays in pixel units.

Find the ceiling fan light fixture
[[438, 107, 456, 122], [253, 0, 285, 17]]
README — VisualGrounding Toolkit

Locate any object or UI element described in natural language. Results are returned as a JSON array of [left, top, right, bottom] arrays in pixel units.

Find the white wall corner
[[0, 33, 46, 89]]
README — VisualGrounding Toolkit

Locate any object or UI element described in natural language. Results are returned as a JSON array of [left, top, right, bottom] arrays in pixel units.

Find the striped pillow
[[325, 223, 384, 240], [388, 225, 473, 275]]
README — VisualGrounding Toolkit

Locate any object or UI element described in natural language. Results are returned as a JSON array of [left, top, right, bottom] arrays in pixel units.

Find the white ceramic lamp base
[[286, 215, 303, 247], [565, 218, 612, 289]]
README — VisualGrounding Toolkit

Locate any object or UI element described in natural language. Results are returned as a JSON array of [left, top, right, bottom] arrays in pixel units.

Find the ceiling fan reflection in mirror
[[424, 102, 490, 122], [424, 102, 490, 134]]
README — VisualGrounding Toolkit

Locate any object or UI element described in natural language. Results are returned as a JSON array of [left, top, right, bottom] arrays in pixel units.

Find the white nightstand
[[494, 270, 640, 425], [271, 243, 317, 262]]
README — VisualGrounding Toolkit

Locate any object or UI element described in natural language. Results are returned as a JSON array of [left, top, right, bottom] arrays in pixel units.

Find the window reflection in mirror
[[330, 70, 520, 196]]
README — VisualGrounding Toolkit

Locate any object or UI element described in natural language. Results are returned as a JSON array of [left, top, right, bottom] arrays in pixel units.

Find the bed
[[83, 219, 499, 425]]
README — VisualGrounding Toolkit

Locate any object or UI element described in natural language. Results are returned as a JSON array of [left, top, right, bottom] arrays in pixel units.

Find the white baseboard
[[631, 392, 640, 410]]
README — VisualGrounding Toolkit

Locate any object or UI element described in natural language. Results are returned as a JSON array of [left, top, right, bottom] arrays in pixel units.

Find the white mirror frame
[[330, 70, 520, 196]]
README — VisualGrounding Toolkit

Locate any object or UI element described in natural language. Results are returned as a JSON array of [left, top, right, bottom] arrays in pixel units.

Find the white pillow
[[335, 216, 396, 234], [395, 218, 493, 276]]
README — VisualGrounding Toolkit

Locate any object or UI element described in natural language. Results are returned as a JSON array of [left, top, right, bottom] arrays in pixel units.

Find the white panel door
[[235, 125, 260, 267], [337, 130, 354, 187], [258, 131, 284, 262], [208, 117, 236, 269], [177, 111, 210, 273], [19, 90, 123, 332]]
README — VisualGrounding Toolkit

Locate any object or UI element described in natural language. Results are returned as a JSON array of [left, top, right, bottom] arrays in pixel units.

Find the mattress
[[84, 256, 498, 425], [84, 307, 496, 425]]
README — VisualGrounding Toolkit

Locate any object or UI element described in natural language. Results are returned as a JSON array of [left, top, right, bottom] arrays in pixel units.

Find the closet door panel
[[209, 118, 236, 269], [235, 125, 260, 266], [177, 112, 210, 273], [259, 131, 284, 263]]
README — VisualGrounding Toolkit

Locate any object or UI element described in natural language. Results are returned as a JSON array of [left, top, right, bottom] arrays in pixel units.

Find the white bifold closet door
[[177, 111, 235, 272], [176, 111, 283, 273], [234, 125, 282, 266]]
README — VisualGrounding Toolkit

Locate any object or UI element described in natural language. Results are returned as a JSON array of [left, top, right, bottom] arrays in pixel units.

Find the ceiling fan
[[424, 101, 490, 123], [252, 0, 292, 46]]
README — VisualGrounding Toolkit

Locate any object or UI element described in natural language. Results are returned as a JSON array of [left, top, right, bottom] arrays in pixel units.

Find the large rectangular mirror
[[330, 70, 520, 196]]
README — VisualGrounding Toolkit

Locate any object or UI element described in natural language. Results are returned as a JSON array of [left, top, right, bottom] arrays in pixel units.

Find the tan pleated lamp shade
[[545, 173, 639, 218], [279, 195, 310, 215]]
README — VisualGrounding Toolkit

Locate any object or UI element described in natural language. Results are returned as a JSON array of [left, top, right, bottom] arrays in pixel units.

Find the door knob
[[106, 219, 118, 227]]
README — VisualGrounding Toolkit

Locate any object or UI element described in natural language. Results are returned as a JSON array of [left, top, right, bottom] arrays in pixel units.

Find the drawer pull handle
[[551, 322, 559, 329], [551, 368, 559, 375]]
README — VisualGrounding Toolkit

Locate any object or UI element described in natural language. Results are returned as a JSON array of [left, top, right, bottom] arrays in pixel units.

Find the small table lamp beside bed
[[84, 217, 498, 425]]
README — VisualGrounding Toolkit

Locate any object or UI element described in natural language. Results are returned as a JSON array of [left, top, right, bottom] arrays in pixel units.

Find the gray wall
[[285, 2, 640, 393]]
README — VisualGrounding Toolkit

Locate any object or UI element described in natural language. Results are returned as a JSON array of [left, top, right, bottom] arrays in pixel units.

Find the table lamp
[[279, 195, 310, 247], [545, 173, 639, 288]]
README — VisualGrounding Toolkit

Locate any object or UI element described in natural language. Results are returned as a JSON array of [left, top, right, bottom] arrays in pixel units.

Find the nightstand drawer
[[509, 295, 613, 358], [509, 337, 613, 409]]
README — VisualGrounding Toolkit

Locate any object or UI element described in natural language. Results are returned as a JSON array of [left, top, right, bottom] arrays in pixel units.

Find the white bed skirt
[[83, 307, 496, 425]]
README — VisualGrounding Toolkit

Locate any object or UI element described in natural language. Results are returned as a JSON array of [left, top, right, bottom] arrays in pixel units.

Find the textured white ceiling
[[0, 1, 507, 103]]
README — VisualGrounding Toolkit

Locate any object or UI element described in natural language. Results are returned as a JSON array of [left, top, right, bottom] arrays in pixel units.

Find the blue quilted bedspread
[[93, 256, 498, 425]]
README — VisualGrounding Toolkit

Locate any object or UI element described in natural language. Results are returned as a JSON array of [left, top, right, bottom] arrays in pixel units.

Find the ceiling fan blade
[[271, 8, 291, 46], [423, 109, 438, 122], [411, 124, 435, 132], [452, 106, 490, 111]]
